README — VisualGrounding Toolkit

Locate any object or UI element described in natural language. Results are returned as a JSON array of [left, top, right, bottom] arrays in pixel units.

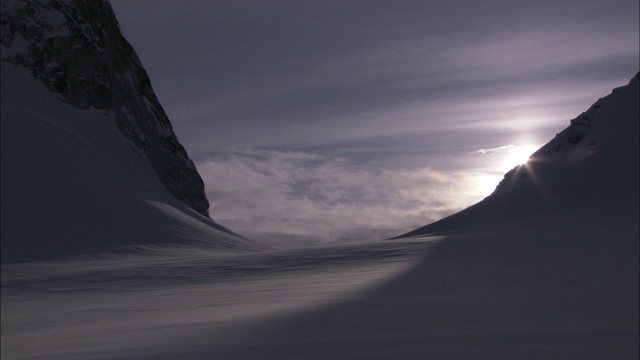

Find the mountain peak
[[395, 74, 639, 238], [1, 0, 210, 216]]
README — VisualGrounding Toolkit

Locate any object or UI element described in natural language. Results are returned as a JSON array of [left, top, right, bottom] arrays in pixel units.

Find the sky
[[109, 0, 639, 246]]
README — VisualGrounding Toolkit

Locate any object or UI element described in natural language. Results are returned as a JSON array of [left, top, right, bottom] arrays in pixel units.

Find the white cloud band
[[197, 150, 493, 247]]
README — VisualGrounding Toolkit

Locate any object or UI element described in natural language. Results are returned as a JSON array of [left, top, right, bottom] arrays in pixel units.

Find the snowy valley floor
[[2, 225, 638, 360]]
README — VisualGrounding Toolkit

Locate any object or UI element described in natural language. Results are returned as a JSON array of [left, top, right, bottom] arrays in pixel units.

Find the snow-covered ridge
[[1, 0, 209, 216], [395, 72, 640, 238]]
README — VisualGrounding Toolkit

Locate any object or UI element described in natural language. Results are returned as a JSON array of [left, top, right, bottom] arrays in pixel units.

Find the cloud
[[471, 145, 519, 156], [197, 150, 492, 247]]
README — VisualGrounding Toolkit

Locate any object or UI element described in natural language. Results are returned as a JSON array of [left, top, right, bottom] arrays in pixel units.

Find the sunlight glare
[[501, 144, 538, 171], [473, 173, 503, 197]]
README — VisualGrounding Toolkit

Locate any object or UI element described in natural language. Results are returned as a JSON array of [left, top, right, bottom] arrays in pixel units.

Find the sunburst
[[501, 144, 538, 171]]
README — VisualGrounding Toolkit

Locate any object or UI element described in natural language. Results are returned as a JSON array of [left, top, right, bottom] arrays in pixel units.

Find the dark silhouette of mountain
[[394, 73, 639, 238]]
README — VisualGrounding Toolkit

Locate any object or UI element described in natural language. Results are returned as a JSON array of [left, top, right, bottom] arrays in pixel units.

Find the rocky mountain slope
[[1, 0, 209, 216], [1, 0, 262, 262]]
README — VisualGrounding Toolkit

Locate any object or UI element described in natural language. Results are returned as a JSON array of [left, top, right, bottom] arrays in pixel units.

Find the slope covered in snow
[[1, 0, 263, 263], [395, 73, 639, 238], [1, 0, 210, 216], [1, 62, 262, 263]]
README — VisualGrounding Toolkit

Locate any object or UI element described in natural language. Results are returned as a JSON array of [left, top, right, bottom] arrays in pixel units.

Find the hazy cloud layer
[[198, 150, 491, 246]]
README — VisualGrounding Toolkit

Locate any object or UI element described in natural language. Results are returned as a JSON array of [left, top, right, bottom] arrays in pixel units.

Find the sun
[[501, 144, 538, 171]]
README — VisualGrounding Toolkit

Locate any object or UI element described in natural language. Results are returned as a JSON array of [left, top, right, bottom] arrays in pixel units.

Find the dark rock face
[[1, 0, 210, 216]]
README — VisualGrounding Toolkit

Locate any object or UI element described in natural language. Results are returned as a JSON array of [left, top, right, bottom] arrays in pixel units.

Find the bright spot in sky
[[501, 144, 538, 171], [467, 143, 541, 197], [472, 173, 504, 197]]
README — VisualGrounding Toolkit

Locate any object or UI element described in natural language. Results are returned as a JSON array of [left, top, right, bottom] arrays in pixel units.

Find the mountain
[[1, 4, 637, 355], [1, 0, 262, 263], [1, 0, 209, 216], [394, 72, 639, 238]]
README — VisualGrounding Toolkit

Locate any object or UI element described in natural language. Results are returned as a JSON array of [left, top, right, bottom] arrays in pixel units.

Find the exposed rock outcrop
[[1, 0, 210, 216]]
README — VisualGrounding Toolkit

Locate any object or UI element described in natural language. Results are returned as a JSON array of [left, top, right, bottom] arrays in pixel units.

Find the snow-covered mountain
[[395, 72, 639, 238], [1, 3, 637, 355], [1, 0, 208, 215], [1, 0, 262, 263]]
